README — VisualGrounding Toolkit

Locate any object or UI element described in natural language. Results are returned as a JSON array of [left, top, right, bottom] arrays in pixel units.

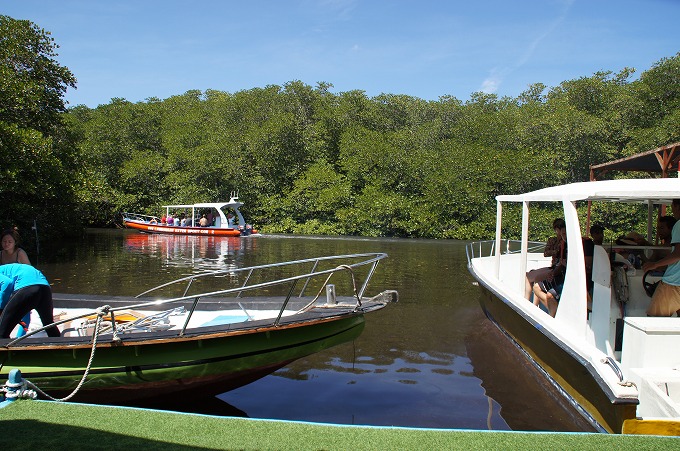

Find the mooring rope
[[24, 305, 111, 402]]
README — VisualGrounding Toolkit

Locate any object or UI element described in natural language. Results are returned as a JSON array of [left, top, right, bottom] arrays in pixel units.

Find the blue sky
[[4, 0, 679, 108]]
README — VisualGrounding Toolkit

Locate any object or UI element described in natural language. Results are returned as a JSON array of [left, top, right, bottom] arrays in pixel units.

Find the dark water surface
[[37, 230, 592, 432]]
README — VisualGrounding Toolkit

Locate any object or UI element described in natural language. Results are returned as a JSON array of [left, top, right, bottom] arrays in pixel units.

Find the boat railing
[[122, 212, 159, 223], [7, 253, 389, 345], [466, 240, 546, 264]]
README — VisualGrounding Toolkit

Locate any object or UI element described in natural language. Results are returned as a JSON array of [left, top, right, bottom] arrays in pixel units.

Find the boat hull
[[123, 220, 246, 237], [473, 277, 637, 433], [0, 314, 365, 403]]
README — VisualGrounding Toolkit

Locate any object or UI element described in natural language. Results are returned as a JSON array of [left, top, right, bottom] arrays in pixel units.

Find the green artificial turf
[[0, 400, 677, 450]]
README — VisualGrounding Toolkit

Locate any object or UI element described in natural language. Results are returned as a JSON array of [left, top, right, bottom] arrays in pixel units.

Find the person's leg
[[647, 282, 680, 316], [34, 285, 60, 337], [0, 286, 38, 338], [532, 283, 549, 307], [526, 267, 552, 300], [532, 281, 558, 317], [547, 296, 558, 317], [525, 276, 533, 300]]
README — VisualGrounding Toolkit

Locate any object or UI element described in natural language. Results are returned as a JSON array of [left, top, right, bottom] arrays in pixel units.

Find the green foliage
[[0, 16, 76, 134], [4, 14, 680, 240], [66, 52, 680, 239], [0, 16, 80, 245]]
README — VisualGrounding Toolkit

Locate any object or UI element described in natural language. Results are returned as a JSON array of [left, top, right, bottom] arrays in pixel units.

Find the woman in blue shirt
[[0, 263, 60, 338]]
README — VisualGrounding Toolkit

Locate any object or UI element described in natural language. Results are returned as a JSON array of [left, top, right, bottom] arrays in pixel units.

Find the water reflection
[[465, 311, 596, 432], [124, 233, 257, 271]]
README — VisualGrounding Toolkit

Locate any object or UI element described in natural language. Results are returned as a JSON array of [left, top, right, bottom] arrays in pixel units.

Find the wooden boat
[[467, 178, 680, 435], [0, 253, 397, 403], [122, 194, 259, 237]]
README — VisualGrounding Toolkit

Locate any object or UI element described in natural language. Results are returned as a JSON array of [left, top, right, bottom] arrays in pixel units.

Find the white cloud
[[479, 0, 574, 95], [481, 71, 502, 94]]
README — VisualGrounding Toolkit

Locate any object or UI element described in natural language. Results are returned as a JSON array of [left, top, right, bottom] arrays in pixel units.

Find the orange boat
[[123, 195, 259, 237]]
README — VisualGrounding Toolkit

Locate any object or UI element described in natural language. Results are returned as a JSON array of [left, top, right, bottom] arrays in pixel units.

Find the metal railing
[[466, 239, 546, 264], [122, 212, 160, 223], [7, 253, 388, 346]]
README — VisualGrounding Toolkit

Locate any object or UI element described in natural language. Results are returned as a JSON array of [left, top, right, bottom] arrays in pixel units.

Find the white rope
[[24, 305, 111, 402]]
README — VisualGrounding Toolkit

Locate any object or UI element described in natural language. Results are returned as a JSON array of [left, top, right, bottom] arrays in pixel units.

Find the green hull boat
[[0, 254, 397, 403]]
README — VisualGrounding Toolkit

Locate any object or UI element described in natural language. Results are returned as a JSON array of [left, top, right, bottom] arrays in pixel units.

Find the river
[[35, 229, 593, 432]]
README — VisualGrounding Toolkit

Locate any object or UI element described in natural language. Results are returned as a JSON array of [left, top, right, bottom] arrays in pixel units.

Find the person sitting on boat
[[531, 223, 567, 317], [0, 263, 60, 338], [589, 224, 604, 246], [1, 228, 30, 265], [199, 214, 208, 227], [227, 213, 234, 227], [532, 225, 596, 317], [647, 215, 676, 266], [167, 214, 174, 226], [643, 200, 680, 317], [584, 224, 604, 297], [525, 218, 566, 300], [582, 232, 597, 295], [161, 214, 167, 224]]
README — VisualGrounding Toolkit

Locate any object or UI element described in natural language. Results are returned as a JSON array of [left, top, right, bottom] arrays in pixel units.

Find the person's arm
[[544, 237, 559, 257], [17, 248, 30, 265], [0, 274, 13, 310], [642, 244, 680, 272]]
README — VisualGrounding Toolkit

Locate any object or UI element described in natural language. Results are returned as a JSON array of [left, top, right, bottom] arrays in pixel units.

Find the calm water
[[36, 229, 592, 432]]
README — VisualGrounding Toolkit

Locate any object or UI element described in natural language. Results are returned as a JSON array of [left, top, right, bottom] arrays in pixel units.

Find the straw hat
[[625, 232, 645, 242], [616, 232, 649, 246]]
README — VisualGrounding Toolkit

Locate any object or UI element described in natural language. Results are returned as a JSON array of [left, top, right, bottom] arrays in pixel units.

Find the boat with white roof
[[122, 194, 258, 237], [467, 177, 680, 435]]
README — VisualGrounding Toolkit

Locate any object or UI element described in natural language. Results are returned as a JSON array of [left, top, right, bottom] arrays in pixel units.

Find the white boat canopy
[[497, 178, 680, 204], [162, 196, 246, 228], [492, 177, 680, 336]]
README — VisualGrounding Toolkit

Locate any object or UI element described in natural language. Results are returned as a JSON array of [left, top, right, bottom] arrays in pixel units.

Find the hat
[[616, 234, 637, 246], [624, 231, 645, 242]]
